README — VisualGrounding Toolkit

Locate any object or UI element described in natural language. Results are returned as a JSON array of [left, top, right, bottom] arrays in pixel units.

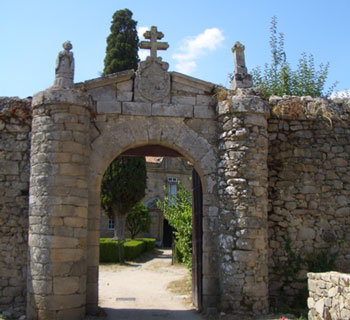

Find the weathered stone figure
[[54, 40, 74, 88], [230, 41, 253, 90]]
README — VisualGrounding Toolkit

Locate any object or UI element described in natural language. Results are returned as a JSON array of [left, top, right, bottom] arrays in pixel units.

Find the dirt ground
[[85, 248, 203, 320], [85, 249, 297, 320]]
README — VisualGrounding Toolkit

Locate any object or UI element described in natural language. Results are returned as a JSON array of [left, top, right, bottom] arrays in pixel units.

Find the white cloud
[[138, 26, 149, 40], [172, 28, 224, 74], [138, 26, 149, 61]]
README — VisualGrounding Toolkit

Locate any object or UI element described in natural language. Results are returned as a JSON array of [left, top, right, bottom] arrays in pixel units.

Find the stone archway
[[85, 116, 219, 314], [26, 33, 270, 320]]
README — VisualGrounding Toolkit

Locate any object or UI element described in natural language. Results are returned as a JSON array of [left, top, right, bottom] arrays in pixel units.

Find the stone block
[[202, 276, 220, 295], [51, 248, 84, 263], [194, 105, 215, 119], [196, 94, 213, 105], [151, 103, 193, 118], [64, 217, 87, 228], [117, 92, 133, 101], [51, 236, 79, 249], [53, 277, 80, 295], [43, 294, 85, 310], [171, 95, 196, 105], [122, 102, 151, 116], [117, 80, 133, 92], [0, 160, 19, 175], [57, 307, 85, 320], [31, 280, 52, 295]]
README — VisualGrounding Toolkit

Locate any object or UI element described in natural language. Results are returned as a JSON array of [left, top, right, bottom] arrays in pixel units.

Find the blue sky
[[1, 0, 349, 98]]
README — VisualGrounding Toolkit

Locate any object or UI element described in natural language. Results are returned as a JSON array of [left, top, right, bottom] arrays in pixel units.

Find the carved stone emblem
[[135, 57, 170, 102]]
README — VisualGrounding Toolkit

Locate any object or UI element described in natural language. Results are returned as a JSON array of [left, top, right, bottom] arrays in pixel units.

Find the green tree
[[101, 9, 146, 263], [126, 202, 151, 239], [103, 8, 139, 75], [251, 16, 337, 99], [157, 182, 192, 270], [100, 157, 147, 262]]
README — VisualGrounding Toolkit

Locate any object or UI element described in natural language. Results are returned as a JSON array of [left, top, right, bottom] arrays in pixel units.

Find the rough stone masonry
[[0, 29, 349, 320]]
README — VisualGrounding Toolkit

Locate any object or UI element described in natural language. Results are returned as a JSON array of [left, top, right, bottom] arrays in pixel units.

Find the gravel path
[[88, 249, 204, 320]]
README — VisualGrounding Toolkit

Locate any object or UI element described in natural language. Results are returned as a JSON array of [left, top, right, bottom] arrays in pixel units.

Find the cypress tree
[[101, 9, 146, 263], [103, 8, 139, 75]]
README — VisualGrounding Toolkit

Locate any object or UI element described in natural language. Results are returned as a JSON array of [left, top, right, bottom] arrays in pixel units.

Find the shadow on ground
[[87, 307, 203, 320]]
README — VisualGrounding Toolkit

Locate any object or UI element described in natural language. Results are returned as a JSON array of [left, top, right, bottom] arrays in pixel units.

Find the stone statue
[[54, 41, 74, 88]]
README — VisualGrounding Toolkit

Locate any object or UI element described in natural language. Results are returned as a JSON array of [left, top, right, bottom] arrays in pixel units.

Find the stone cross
[[232, 41, 247, 74], [54, 41, 74, 88], [230, 41, 253, 90], [139, 26, 169, 59]]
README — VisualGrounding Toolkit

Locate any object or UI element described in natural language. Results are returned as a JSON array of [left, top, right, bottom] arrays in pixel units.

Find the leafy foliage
[[252, 16, 337, 99], [157, 182, 192, 269], [103, 8, 139, 75], [100, 157, 147, 218], [126, 202, 151, 239]]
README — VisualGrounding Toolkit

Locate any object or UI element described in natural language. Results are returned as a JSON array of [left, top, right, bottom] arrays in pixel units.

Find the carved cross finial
[[139, 26, 169, 59], [230, 41, 253, 90], [232, 41, 246, 72]]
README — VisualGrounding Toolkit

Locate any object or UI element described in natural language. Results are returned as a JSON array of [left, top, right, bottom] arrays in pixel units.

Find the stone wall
[[0, 97, 31, 316], [267, 96, 350, 307], [217, 88, 270, 314], [1, 90, 350, 318], [307, 272, 350, 319]]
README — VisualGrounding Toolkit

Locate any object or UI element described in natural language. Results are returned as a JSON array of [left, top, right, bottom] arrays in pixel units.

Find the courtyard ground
[[84, 248, 300, 320], [86, 248, 203, 320]]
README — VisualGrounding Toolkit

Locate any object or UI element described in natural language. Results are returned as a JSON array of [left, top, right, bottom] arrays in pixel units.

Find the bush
[[124, 240, 145, 260], [138, 238, 156, 251], [157, 182, 192, 270], [126, 202, 151, 239], [251, 16, 337, 99], [99, 238, 155, 263], [100, 238, 124, 263]]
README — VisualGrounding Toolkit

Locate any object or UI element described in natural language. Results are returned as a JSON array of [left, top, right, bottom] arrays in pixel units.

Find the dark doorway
[[163, 218, 174, 248]]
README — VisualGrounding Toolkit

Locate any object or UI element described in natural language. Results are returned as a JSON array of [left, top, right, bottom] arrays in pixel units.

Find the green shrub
[[126, 202, 151, 239], [124, 240, 145, 260], [138, 238, 156, 251], [100, 238, 124, 263], [99, 238, 155, 263]]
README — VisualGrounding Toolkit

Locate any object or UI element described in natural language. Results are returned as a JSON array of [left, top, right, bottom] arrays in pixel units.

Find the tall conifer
[[101, 9, 146, 263], [103, 8, 139, 75]]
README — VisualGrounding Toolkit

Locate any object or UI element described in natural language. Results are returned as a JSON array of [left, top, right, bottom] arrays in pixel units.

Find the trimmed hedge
[[100, 238, 156, 263]]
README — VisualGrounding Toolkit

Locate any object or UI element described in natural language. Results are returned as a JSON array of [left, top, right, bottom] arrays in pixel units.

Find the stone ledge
[[218, 96, 270, 116], [32, 88, 93, 109]]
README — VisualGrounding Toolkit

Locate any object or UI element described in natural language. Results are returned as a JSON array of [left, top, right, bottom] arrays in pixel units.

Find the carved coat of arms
[[134, 57, 170, 102]]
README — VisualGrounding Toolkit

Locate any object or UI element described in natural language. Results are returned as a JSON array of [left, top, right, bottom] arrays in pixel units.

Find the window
[[167, 177, 178, 205], [108, 217, 114, 230]]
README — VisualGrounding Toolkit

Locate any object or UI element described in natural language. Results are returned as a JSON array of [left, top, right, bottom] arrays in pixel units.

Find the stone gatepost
[[217, 89, 270, 314], [27, 42, 92, 320]]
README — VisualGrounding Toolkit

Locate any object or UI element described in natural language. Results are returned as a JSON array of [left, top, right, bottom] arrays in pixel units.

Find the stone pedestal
[[27, 88, 92, 320], [217, 92, 270, 314]]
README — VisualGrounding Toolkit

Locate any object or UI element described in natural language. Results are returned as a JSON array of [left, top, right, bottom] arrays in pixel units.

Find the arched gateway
[[27, 28, 270, 319]]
